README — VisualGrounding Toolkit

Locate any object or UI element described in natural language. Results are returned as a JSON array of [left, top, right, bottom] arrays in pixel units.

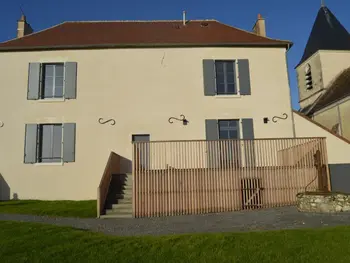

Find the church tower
[[296, 5, 350, 112]]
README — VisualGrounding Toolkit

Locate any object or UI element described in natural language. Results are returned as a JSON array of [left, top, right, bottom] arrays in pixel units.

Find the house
[[0, 12, 348, 217], [297, 5, 350, 139]]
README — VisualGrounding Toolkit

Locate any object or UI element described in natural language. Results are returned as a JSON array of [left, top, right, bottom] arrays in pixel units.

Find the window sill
[[34, 162, 64, 166], [37, 98, 65, 103], [215, 95, 241, 98]]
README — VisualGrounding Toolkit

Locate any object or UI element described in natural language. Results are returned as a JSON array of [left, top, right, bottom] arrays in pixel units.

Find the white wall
[[0, 47, 294, 200], [293, 111, 350, 164]]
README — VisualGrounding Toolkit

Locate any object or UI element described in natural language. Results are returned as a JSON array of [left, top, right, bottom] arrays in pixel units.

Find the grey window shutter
[[64, 62, 77, 99], [24, 124, 38, 163], [63, 123, 76, 162], [205, 119, 219, 168], [242, 118, 255, 167], [27, 63, 41, 100], [238, 59, 251, 95], [203, 60, 216, 96]]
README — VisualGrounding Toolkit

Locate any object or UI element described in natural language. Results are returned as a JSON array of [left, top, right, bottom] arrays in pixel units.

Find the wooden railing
[[132, 137, 329, 218], [97, 152, 122, 218]]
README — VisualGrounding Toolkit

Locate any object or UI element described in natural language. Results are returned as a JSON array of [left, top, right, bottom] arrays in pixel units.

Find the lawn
[[0, 200, 96, 218], [1, 221, 350, 263]]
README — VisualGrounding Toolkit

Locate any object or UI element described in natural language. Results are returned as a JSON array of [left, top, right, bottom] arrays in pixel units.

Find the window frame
[[36, 123, 63, 163], [40, 63, 65, 100], [214, 60, 238, 95]]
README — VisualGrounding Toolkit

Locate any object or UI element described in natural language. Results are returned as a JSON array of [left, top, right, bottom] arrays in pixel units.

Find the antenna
[[321, 0, 325, 7], [19, 6, 26, 20]]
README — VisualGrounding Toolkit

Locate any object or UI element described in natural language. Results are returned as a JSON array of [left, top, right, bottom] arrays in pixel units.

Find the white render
[[0, 47, 296, 200]]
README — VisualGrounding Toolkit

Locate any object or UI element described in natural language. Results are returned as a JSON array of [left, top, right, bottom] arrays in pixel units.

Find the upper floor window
[[215, 61, 237, 95], [305, 63, 313, 90], [27, 62, 77, 100], [42, 64, 64, 99], [203, 59, 251, 96]]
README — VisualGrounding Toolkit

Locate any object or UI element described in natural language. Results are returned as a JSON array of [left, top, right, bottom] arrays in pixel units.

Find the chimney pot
[[253, 13, 266, 37]]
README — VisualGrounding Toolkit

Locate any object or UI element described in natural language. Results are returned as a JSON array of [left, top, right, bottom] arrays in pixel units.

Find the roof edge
[[215, 20, 293, 49], [0, 42, 292, 52]]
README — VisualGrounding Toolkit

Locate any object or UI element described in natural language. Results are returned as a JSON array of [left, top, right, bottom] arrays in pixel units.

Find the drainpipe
[[285, 44, 297, 138]]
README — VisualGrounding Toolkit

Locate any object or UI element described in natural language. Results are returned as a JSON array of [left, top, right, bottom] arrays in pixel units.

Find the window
[[24, 123, 76, 164], [41, 64, 64, 99], [27, 62, 77, 100], [37, 124, 63, 163], [218, 120, 240, 139], [215, 60, 237, 95]]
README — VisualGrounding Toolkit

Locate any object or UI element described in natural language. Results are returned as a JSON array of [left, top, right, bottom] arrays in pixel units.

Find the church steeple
[[297, 6, 350, 67]]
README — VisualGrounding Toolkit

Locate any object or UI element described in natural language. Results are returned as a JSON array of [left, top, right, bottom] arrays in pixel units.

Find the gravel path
[[1, 207, 350, 236]]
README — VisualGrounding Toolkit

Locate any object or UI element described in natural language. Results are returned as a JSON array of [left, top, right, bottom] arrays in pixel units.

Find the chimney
[[17, 14, 33, 38], [182, 11, 186, 26], [252, 14, 266, 37]]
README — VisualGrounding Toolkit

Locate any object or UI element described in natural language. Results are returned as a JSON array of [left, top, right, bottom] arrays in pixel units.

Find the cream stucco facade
[[0, 47, 295, 200], [293, 112, 350, 164]]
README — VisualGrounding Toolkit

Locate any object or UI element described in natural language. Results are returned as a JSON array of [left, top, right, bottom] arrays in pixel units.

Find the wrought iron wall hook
[[168, 114, 189, 125], [0, 121, 4, 128], [272, 113, 288, 123], [98, 118, 116, 126]]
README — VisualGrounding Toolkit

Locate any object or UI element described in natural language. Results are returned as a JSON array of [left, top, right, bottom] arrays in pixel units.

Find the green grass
[[0, 200, 96, 218], [1, 221, 350, 263]]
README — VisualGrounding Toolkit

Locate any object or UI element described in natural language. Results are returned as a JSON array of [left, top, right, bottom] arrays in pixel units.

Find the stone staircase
[[100, 173, 133, 219]]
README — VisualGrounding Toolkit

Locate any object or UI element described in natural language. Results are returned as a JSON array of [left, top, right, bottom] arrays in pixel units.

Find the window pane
[[215, 62, 224, 72], [216, 83, 225, 94], [216, 73, 225, 84], [219, 121, 229, 128], [55, 65, 64, 77], [44, 65, 54, 77], [228, 120, 238, 128], [219, 130, 229, 139], [226, 62, 234, 72], [229, 130, 239, 139], [43, 77, 54, 98], [54, 86, 64, 98], [52, 125, 62, 162], [40, 125, 53, 163], [227, 73, 235, 83], [227, 84, 236, 94]]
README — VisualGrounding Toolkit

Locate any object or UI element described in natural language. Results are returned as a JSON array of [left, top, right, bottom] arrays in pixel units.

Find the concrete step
[[106, 207, 132, 214], [100, 213, 132, 219], [112, 203, 132, 209], [117, 198, 132, 205], [116, 193, 132, 199]]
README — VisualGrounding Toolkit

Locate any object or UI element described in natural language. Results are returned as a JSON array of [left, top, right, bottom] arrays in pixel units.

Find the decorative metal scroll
[[168, 114, 189, 125], [0, 121, 4, 128], [98, 118, 116, 126], [272, 113, 288, 123]]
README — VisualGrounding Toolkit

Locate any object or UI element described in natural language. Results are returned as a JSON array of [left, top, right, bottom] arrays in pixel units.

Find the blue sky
[[0, 0, 349, 109]]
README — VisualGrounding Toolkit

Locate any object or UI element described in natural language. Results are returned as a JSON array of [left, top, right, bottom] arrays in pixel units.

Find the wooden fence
[[132, 137, 329, 218]]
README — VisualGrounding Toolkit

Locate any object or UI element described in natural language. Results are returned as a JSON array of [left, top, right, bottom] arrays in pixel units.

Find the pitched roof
[[0, 20, 292, 51], [300, 67, 350, 115], [297, 6, 350, 67]]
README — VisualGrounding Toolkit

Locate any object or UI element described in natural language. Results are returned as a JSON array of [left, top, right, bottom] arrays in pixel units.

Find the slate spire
[[297, 6, 350, 67]]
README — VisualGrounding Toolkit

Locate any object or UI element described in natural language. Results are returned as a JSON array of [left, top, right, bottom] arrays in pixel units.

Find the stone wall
[[297, 192, 350, 213]]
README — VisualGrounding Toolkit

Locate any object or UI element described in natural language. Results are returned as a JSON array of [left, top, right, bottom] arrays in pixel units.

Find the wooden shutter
[[24, 124, 38, 163], [64, 62, 77, 99], [238, 59, 251, 95], [203, 60, 216, 96], [242, 118, 255, 167], [63, 123, 76, 162], [205, 119, 219, 168], [27, 63, 41, 100]]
